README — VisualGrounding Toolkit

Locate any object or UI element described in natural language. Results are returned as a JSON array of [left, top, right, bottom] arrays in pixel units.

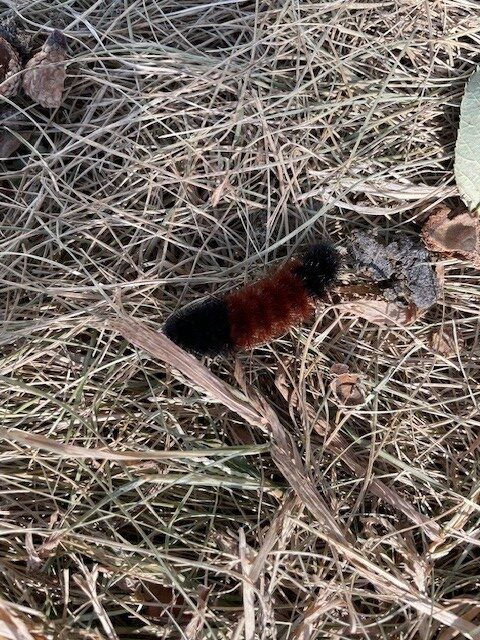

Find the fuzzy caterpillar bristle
[[163, 240, 340, 357]]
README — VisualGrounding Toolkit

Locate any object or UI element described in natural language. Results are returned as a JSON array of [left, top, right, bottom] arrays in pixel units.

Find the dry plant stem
[[0, 422, 265, 462], [108, 315, 478, 639], [274, 378, 442, 542], [110, 315, 344, 540]]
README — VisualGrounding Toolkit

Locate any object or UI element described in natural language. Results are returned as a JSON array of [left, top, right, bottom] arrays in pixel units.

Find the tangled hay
[[1, 1, 480, 638]]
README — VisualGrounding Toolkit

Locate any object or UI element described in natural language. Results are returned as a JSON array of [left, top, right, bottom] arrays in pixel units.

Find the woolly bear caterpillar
[[164, 241, 340, 357]]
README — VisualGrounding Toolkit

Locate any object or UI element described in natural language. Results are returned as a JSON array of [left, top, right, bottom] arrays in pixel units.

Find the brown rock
[[23, 30, 68, 108]]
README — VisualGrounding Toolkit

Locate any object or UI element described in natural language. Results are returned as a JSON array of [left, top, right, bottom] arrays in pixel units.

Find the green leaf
[[455, 67, 480, 213]]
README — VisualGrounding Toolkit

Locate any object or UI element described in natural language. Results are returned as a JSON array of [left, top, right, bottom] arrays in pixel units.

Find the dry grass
[[1, 1, 480, 638]]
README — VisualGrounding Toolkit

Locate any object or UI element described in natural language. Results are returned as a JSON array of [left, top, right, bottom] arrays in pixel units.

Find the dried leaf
[[339, 299, 417, 326], [429, 326, 464, 357], [0, 130, 24, 157], [0, 36, 21, 97], [349, 232, 394, 280], [330, 363, 349, 376], [0, 21, 31, 62], [330, 372, 365, 406], [140, 583, 185, 621], [23, 30, 67, 108], [0, 107, 31, 158], [422, 206, 480, 267]]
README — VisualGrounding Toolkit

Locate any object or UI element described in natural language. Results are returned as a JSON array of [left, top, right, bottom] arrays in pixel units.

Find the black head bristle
[[163, 297, 233, 357], [295, 241, 340, 298]]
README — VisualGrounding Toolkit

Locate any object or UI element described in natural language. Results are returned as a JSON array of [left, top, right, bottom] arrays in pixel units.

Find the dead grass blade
[[0, 425, 265, 462], [2, 2, 480, 636], [0, 600, 46, 640], [107, 315, 479, 639]]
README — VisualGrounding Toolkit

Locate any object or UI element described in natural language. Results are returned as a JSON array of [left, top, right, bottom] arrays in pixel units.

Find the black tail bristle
[[163, 296, 233, 357], [296, 241, 340, 298]]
